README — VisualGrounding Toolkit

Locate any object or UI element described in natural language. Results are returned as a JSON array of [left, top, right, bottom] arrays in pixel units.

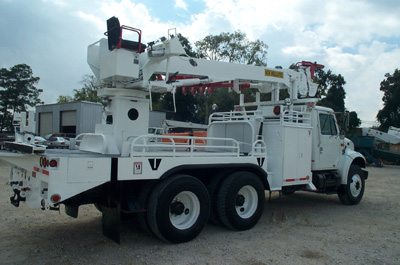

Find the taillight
[[40, 157, 59, 168], [273, 106, 281, 115], [50, 194, 61, 203], [49, 159, 57, 167]]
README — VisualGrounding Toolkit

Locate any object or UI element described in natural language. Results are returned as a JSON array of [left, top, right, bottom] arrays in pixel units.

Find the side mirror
[[340, 130, 345, 140], [343, 111, 349, 132]]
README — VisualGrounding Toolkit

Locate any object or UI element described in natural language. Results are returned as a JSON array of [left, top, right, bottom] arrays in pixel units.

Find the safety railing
[[130, 135, 241, 157], [263, 110, 311, 126], [209, 110, 262, 122]]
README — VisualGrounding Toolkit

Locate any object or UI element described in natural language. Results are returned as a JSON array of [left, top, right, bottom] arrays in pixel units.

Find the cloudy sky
[[1, 0, 399, 126]]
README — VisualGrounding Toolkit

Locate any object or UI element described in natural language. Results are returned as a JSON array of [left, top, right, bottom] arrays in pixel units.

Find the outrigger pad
[[101, 203, 121, 244]]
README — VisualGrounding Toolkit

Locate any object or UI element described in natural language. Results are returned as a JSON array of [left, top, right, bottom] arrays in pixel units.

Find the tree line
[[0, 32, 399, 132]]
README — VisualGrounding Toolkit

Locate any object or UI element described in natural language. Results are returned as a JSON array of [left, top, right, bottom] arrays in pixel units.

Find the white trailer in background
[[0, 17, 367, 244], [362, 127, 400, 144]]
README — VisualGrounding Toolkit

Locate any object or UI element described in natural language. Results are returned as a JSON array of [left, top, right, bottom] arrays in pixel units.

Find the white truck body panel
[[0, 17, 367, 243]]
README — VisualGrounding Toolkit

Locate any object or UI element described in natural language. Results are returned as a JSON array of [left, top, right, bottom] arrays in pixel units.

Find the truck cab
[[311, 106, 342, 171], [308, 106, 368, 202]]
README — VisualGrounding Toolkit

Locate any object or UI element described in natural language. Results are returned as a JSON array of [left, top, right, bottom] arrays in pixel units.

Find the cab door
[[317, 112, 342, 169]]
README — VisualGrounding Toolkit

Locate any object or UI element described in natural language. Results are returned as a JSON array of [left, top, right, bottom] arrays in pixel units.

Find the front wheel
[[217, 171, 265, 231], [147, 175, 210, 243], [338, 165, 365, 205]]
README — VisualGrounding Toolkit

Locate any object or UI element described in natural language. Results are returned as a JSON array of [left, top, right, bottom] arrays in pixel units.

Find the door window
[[319, 113, 337, 135]]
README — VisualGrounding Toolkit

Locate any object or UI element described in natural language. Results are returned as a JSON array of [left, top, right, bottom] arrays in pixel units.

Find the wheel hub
[[170, 201, 185, 215], [235, 185, 258, 219], [236, 194, 245, 207], [350, 174, 362, 197], [169, 191, 201, 230]]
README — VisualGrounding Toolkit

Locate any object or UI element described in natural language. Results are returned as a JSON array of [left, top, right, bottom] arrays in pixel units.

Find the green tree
[[177, 33, 197, 58], [314, 68, 361, 131], [377, 69, 400, 131], [0, 64, 42, 131], [57, 74, 101, 103], [153, 90, 200, 123], [349, 111, 361, 131], [315, 69, 346, 112], [74, 75, 101, 102], [195, 31, 268, 66], [57, 95, 73, 103], [189, 31, 269, 123]]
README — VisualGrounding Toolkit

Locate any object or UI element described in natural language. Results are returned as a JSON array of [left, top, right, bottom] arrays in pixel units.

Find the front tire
[[217, 171, 265, 231], [338, 165, 365, 205], [147, 175, 210, 243]]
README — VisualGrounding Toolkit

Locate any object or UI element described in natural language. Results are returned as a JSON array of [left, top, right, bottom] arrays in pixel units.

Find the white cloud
[[314, 1, 400, 47], [74, 11, 104, 31], [41, 0, 67, 7], [341, 42, 400, 125], [174, 0, 188, 11]]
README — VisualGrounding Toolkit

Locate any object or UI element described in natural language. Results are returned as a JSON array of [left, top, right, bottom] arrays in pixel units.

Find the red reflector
[[49, 160, 57, 167], [50, 194, 61, 203], [273, 106, 281, 115], [42, 169, 49, 176], [285, 179, 295, 182]]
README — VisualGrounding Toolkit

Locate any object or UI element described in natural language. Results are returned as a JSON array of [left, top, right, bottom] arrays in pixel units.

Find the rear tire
[[217, 171, 265, 231], [206, 172, 227, 225], [147, 175, 210, 243], [338, 165, 365, 205], [136, 181, 157, 234]]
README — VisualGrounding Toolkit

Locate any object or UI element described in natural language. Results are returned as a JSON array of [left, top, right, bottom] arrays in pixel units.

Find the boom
[[88, 24, 323, 104]]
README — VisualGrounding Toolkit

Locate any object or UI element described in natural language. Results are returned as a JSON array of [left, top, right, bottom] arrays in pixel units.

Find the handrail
[[209, 110, 262, 122], [130, 135, 241, 157], [104, 25, 143, 53], [119, 25, 143, 53], [252, 136, 267, 156], [263, 110, 311, 126]]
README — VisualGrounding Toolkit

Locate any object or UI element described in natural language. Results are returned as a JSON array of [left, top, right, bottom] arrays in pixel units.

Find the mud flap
[[102, 157, 121, 244], [65, 204, 79, 218]]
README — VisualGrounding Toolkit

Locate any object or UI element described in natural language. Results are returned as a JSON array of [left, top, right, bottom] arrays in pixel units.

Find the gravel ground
[[0, 164, 399, 265]]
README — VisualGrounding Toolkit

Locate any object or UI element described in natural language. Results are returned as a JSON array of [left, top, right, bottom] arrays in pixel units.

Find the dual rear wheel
[[146, 175, 209, 243], [144, 171, 265, 243]]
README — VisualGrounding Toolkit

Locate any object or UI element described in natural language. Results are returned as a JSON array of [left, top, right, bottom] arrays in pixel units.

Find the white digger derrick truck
[[1, 17, 368, 244]]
